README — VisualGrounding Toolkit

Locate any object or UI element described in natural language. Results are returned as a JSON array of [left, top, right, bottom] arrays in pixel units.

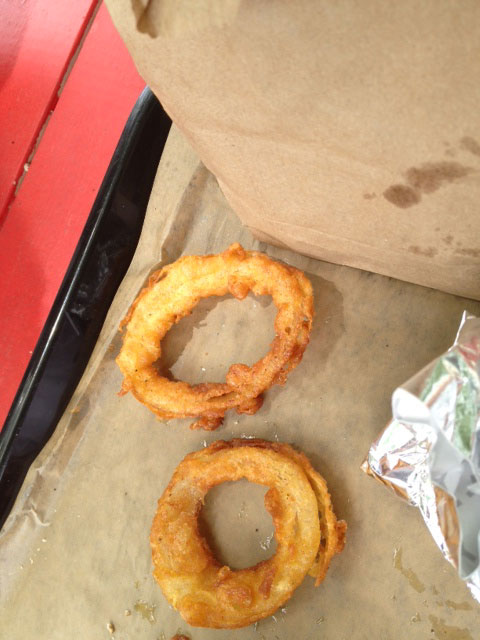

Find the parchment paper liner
[[1, 127, 479, 639]]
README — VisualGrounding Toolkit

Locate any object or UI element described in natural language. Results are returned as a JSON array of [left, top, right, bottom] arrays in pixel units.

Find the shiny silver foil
[[363, 312, 480, 600]]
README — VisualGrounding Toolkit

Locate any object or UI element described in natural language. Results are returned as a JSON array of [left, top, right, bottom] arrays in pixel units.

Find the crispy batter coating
[[116, 244, 313, 430], [150, 439, 346, 628]]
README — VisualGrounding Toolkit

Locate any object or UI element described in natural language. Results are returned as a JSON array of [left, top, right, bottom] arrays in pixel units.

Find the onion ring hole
[[116, 244, 314, 430], [198, 479, 278, 570]]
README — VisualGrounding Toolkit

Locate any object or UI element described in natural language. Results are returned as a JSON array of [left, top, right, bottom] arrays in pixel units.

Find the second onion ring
[[116, 244, 313, 430], [150, 439, 346, 628]]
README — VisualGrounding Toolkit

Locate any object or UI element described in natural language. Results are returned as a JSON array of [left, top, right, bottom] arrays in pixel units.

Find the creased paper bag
[[106, 0, 480, 300]]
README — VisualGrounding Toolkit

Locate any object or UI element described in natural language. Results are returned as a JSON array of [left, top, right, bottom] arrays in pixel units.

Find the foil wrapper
[[363, 312, 480, 600]]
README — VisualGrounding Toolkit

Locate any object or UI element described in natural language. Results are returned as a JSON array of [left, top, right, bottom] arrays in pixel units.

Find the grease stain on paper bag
[[384, 161, 474, 209]]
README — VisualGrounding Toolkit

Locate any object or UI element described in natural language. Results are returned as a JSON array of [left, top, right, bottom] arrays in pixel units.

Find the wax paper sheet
[[1, 126, 480, 640]]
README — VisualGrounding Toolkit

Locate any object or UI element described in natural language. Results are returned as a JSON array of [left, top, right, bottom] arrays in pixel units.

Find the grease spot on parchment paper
[[133, 600, 156, 624], [433, 591, 474, 612], [444, 600, 473, 611], [429, 615, 474, 640], [393, 547, 425, 593]]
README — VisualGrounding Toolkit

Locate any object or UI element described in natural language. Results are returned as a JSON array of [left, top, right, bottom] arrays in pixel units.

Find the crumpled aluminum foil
[[362, 311, 480, 601]]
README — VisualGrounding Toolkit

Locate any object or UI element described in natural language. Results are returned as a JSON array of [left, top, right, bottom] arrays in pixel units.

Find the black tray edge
[[0, 87, 171, 529]]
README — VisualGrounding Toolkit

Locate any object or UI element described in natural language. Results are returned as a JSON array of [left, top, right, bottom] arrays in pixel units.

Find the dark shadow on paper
[[158, 164, 211, 268], [303, 272, 345, 367]]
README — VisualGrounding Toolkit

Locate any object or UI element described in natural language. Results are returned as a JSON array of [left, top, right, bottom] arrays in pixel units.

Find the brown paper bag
[[106, 0, 480, 297]]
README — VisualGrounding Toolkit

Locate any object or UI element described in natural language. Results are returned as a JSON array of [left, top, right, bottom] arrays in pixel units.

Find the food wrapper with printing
[[364, 311, 480, 600]]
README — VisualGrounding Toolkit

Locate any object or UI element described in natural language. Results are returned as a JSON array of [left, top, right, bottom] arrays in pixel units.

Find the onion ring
[[150, 439, 346, 629], [116, 244, 313, 430]]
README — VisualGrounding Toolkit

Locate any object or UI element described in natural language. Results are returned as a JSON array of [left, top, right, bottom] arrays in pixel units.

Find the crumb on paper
[[70, 407, 80, 414], [107, 621, 115, 633], [238, 502, 247, 519], [260, 532, 273, 550], [124, 609, 131, 616], [316, 616, 325, 624]]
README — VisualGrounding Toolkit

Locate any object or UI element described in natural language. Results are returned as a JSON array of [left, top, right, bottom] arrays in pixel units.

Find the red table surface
[[0, 0, 97, 223], [0, 2, 145, 428]]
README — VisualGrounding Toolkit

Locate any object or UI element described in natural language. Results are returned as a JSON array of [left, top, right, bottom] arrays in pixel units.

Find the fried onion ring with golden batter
[[116, 244, 313, 430], [150, 439, 346, 629]]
